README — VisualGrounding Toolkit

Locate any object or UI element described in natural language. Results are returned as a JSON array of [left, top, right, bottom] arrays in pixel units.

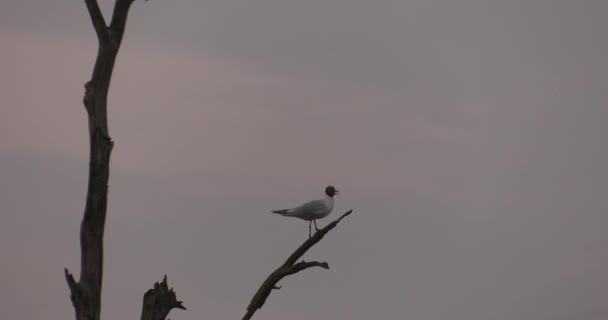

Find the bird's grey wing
[[292, 199, 326, 215]]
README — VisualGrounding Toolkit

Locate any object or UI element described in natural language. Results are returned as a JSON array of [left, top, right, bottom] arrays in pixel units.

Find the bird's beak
[[335, 190, 340, 195]]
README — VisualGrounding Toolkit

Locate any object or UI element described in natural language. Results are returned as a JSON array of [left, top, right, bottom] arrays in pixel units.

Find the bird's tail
[[271, 209, 290, 215]]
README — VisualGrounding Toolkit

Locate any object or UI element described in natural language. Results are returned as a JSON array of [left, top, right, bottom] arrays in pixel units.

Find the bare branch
[[243, 210, 353, 320], [284, 209, 353, 266], [285, 261, 330, 276], [66, 2, 185, 320], [110, 0, 136, 39], [84, 0, 109, 42], [64, 268, 82, 308]]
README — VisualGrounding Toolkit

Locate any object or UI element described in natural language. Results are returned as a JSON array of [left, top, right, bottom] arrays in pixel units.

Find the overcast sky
[[2, 1, 608, 320]]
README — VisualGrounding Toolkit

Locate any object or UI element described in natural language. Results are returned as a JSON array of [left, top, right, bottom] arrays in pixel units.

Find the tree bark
[[65, 2, 183, 320], [243, 210, 353, 320]]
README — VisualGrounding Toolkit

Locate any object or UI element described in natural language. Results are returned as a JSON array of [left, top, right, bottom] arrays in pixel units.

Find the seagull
[[271, 185, 339, 238]]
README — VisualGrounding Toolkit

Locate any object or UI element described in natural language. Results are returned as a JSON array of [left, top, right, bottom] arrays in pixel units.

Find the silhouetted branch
[[284, 210, 353, 265], [84, 0, 108, 42], [110, 0, 137, 39], [243, 210, 353, 320], [65, 2, 184, 320]]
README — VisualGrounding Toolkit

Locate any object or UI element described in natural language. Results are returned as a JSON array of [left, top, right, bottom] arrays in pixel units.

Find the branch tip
[[64, 268, 77, 288], [336, 209, 354, 223]]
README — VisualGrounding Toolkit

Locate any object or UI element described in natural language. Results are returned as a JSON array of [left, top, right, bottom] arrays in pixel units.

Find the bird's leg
[[308, 220, 312, 238], [313, 219, 320, 231]]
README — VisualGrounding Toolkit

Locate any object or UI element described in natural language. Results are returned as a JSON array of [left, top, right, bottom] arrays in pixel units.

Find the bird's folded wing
[[292, 200, 326, 214]]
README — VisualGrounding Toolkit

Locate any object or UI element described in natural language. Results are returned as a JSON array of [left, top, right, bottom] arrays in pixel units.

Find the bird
[[271, 185, 339, 238]]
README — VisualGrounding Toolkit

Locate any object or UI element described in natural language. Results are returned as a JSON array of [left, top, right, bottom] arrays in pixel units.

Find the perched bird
[[271, 185, 339, 238]]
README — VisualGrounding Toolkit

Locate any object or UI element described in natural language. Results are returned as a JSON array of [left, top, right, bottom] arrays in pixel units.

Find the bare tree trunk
[[243, 210, 353, 320], [64, 2, 184, 320]]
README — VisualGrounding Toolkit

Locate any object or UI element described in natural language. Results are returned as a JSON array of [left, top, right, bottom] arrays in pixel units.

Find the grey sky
[[2, 1, 608, 319]]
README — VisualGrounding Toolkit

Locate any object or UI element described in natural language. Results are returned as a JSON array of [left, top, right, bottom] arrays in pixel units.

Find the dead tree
[[243, 210, 354, 320], [64, 1, 185, 320]]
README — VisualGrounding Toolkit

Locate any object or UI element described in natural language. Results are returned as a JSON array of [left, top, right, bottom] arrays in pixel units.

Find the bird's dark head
[[325, 185, 339, 197]]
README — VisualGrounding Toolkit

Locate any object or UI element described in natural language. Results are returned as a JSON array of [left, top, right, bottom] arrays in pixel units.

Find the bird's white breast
[[315, 196, 334, 218]]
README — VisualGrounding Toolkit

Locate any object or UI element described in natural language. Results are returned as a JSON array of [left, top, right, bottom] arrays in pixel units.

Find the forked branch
[[84, 0, 108, 42], [65, 2, 183, 320], [243, 210, 353, 320]]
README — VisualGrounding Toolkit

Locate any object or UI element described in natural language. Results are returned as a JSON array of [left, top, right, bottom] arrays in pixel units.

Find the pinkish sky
[[2, 1, 608, 320]]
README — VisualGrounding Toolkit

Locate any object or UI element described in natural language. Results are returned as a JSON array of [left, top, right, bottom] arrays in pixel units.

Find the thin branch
[[110, 0, 136, 38], [285, 261, 330, 276], [84, 0, 109, 42], [64, 269, 82, 308], [284, 209, 353, 266], [243, 210, 353, 320]]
